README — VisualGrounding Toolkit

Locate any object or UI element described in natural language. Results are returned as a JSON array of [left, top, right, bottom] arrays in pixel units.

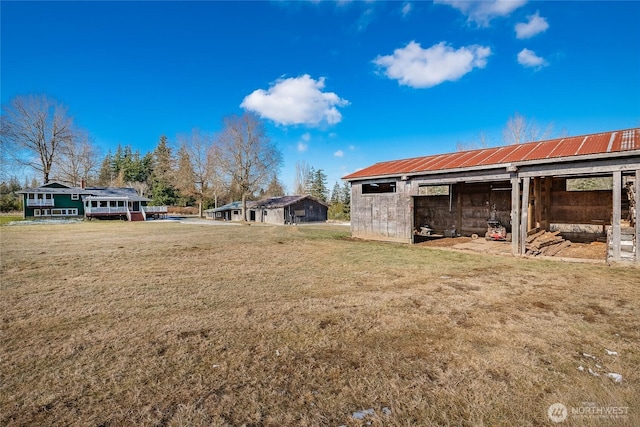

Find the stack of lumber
[[525, 229, 571, 257]]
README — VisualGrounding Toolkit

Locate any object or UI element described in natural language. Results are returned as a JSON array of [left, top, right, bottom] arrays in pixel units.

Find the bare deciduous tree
[[456, 131, 493, 151], [177, 129, 222, 216], [294, 160, 311, 195], [53, 130, 98, 185], [1, 95, 76, 184], [503, 112, 553, 145], [212, 113, 282, 221]]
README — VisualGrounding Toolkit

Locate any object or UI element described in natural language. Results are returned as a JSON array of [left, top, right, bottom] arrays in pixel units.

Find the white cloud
[[401, 3, 412, 18], [241, 75, 350, 126], [334, 150, 344, 157], [435, 0, 526, 26], [517, 48, 548, 69], [373, 41, 492, 88], [297, 132, 310, 152], [515, 12, 549, 39]]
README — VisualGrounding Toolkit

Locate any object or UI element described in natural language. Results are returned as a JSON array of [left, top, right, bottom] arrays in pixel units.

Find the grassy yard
[[1, 221, 638, 426], [0, 215, 23, 225]]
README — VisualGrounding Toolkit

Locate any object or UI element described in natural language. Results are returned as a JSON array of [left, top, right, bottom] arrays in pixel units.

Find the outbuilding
[[205, 195, 328, 224], [343, 128, 640, 263]]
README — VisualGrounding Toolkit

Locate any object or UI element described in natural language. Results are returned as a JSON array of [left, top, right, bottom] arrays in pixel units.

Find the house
[[343, 128, 640, 263], [205, 195, 328, 224], [17, 182, 167, 221]]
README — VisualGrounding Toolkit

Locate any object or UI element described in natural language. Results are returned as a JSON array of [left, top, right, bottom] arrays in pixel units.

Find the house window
[[28, 194, 35, 200], [418, 185, 450, 196], [362, 182, 396, 194], [45, 194, 52, 200], [34, 209, 41, 216], [99, 201, 108, 208], [232, 210, 239, 215], [71, 194, 79, 200], [91, 201, 98, 208]]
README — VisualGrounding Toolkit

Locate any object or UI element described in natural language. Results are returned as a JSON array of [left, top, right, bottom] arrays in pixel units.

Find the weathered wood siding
[[413, 182, 512, 236], [548, 178, 615, 224], [350, 180, 412, 243], [255, 199, 328, 224]]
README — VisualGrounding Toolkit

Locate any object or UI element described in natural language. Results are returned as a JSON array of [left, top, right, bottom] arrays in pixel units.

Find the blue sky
[[2, 1, 639, 191]]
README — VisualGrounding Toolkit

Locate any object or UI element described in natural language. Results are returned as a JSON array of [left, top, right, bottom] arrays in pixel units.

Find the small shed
[[343, 128, 640, 263], [251, 195, 328, 224], [206, 201, 249, 221]]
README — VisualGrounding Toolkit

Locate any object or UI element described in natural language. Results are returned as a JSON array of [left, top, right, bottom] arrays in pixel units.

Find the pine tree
[[97, 151, 113, 186], [150, 135, 178, 206], [330, 181, 342, 204], [309, 168, 328, 202], [175, 144, 196, 207]]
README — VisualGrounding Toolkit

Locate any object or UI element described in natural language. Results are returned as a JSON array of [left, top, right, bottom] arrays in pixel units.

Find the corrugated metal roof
[[343, 128, 640, 180]]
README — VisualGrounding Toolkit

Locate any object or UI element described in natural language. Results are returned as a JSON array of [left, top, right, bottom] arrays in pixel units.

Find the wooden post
[[534, 177, 542, 229], [636, 170, 640, 263], [456, 183, 463, 236], [511, 175, 520, 256], [521, 177, 530, 255], [612, 171, 622, 261], [543, 177, 552, 231]]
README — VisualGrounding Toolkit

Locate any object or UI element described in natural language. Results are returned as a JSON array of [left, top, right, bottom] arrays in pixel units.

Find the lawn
[[0, 215, 23, 225], [1, 221, 638, 426]]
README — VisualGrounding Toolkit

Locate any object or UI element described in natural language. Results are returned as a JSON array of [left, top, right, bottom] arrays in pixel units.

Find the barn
[[343, 128, 640, 263]]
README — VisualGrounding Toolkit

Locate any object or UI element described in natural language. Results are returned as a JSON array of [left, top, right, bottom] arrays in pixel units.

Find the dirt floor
[[416, 236, 608, 260]]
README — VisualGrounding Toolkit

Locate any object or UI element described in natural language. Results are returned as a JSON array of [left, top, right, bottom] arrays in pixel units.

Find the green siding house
[[18, 182, 167, 221]]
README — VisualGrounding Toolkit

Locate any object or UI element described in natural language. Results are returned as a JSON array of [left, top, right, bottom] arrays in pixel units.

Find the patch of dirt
[[555, 241, 607, 260], [416, 236, 472, 247], [417, 236, 608, 261]]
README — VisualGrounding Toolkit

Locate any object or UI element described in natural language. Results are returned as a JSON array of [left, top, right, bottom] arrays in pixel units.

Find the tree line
[[0, 94, 350, 219]]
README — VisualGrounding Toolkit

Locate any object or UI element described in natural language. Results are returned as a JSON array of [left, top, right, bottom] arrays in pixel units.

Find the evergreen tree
[[150, 135, 178, 206], [175, 144, 196, 207], [330, 181, 342, 204], [262, 175, 285, 198], [97, 151, 113, 186], [309, 168, 329, 202]]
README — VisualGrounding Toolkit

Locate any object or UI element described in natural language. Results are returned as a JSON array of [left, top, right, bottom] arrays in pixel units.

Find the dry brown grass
[[1, 221, 638, 426]]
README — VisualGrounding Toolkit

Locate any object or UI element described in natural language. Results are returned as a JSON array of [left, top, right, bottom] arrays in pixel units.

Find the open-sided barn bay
[[1, 221, 638, 426]]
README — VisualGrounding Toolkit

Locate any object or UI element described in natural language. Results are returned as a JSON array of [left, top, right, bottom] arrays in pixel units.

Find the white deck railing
[[143, 206, 168, 214], [27, 199, 55, 207], [85, 207, 128, 215]]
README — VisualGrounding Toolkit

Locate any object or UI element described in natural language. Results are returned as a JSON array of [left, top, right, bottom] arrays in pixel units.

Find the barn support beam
[[633, 169, 640, 263], [520, 177, 531, 255], [533, 177, 542, 229], [611, 171, 622, 261], [511, 175, 521, 256]]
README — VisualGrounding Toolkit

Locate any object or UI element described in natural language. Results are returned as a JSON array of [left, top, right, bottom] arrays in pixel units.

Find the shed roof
[[255, 195, 328, 208], [343, 128, 640, 181]]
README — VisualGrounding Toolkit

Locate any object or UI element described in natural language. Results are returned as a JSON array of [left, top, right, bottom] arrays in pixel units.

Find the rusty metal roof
[[343, 128, 640, 180]]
